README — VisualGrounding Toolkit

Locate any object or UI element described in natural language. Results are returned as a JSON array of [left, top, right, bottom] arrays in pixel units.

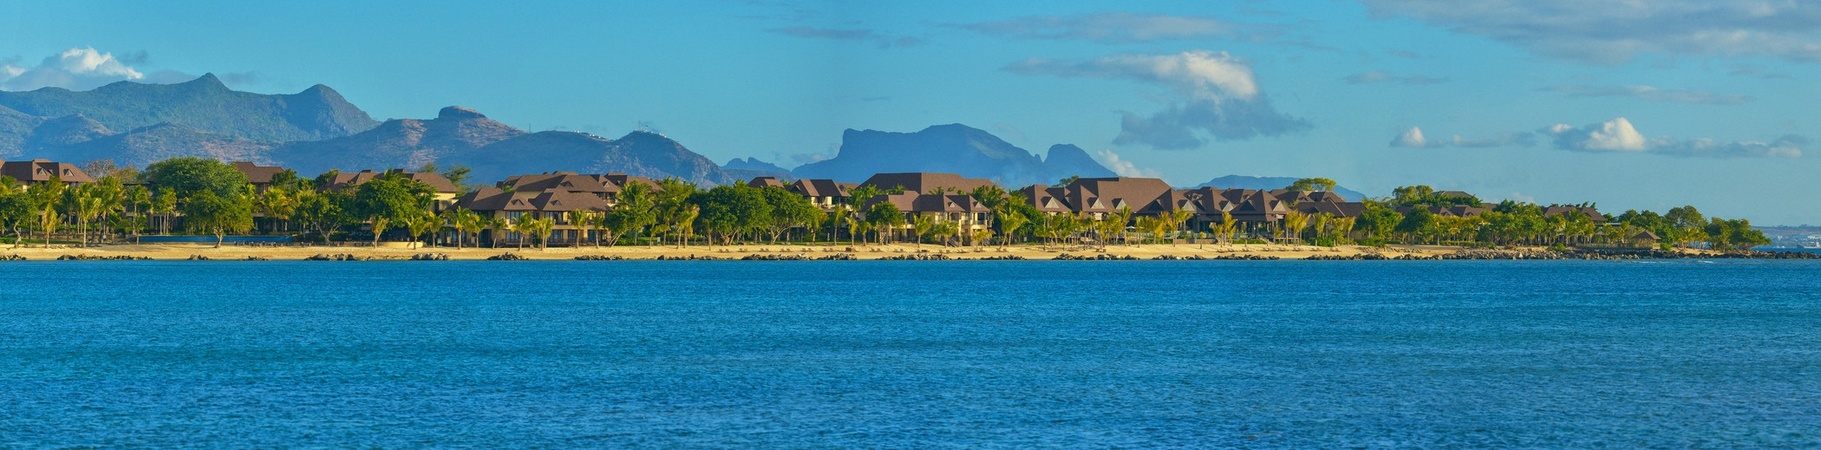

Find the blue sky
[[4, 0, 1820, 224]]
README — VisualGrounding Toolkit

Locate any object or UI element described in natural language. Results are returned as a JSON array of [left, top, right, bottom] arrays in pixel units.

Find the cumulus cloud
[[1344, 70, 1446, 85], [1543, 85, 1751, 105], [1390, 127, 1429, 147], [1548, 117, 1648, 151], [768, 26, 921, 48], [1544, 117, 1803, 157], [1005, 50, 1309, 150], [1, 47, 147, 91], [955, 12, 1268, 44], [1358, 0, 1821, 63], [1095, 149, 1163, 178], [1390, 126, 1535, 148]]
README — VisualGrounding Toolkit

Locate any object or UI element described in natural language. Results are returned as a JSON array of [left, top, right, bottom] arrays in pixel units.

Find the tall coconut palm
[[510, 214, 535, 250], [567, 210, 599, 247], [28, 178, 64, 248], [1281, 211, 1310, 245], [910, 214, 935, 247], [485, 215, 508, 248]]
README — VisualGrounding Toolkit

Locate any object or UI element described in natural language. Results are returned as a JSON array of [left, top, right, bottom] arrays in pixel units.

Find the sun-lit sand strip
[[0, 242, 1728, 261]]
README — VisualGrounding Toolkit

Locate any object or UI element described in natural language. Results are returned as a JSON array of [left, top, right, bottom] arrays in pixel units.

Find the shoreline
[[0, 242, 1809, 261]]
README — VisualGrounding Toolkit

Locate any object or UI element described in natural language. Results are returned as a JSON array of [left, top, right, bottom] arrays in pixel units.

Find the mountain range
[[792, 124, 1114, 186], [0, 74, 1359, 194]]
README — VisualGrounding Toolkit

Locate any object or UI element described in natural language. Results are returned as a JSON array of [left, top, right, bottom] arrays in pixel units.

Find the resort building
[[231, 161, 289, 193], [1, 159, 93, 186], [326, 169, 464, 210], [456, 187, 610, 246], [500, 172, 621, 204]]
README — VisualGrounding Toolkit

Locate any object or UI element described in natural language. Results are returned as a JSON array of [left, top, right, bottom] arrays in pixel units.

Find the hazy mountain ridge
[[791, 124, 1115, 186], [0, 74, 379, 144]]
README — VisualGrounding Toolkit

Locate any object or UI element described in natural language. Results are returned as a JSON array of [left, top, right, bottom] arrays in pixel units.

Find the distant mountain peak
[[795, 123, 1113, 186], [438, 106, 487, 120], [182, 73, 229, 91]]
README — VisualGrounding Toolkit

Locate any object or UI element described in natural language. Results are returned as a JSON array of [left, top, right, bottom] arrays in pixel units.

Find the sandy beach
[[0, 242, 1490, 261]]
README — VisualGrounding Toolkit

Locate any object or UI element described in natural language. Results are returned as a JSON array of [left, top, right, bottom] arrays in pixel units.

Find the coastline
[[0, 242, 1800, 261]]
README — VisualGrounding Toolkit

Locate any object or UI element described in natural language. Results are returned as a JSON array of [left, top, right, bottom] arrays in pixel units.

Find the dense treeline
[[0, 159, 1772, 252]]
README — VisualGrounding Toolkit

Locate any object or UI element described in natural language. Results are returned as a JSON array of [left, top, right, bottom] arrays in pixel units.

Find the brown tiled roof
[[1064, 177, 1176, 214], [1, 159, 94, 184], [790, 179, 850, 198], [861, 172, 996, 194], [231, 161, 286, 184], [747, 177, 787, 189], [911, 194, 987, 213], [502, 172, 613, 195], [458, 187, 609, 213], [327, 169, 460, 193], [601, 173, 658, 190]]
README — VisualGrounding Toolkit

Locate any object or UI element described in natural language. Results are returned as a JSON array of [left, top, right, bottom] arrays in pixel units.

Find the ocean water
[[2, 260, 1818, 448]]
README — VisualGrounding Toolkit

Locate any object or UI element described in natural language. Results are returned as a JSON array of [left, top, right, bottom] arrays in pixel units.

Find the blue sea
[[2, 260, 1819, 447]]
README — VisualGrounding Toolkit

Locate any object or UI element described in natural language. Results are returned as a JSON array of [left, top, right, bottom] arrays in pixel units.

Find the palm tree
[[28, 178, 64, 248], [485, 215, 508, 248], [406, 212, 441, 249], [1209, 212, 1239, 245], [997, 211, 1028, 247], [449, 208, 483, 249], [910, 214, 935, 247], [511, 214, 535, 250], [1281, 211, 1310, 245], [1167, 209, 1193, 245], [567, 210, 599, 247]]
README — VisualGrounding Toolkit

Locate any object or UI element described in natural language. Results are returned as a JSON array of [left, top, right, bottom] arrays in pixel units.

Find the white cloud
[[1543, 85, 1751, 105], [1544, 117, 1803, 157], [1547, 117, 1648, 151], [1358, 0, 1821, 63], [956, 13, 1261, 44], [1397, 117, 1804, 158], [1095, 148, 1163, 178], [0, 47, 146, 91], [1390, 126, 1429, 147], [1390, 126, 1535, 148], [1005, 50, 1309, 150]]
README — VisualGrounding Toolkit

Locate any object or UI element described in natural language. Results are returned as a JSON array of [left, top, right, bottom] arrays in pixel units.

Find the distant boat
[[1802, 243, 1821, 249]]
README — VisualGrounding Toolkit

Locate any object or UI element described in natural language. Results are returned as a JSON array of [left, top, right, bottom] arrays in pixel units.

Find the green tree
[[1287, 177, 1338, 192], [352, 175, 432, 245], [761, 186, 820, 243], [1356, 206, 1404, 241], [603, 181, 656, 246], [294, 190, 350, 244], [0, 178, 32, 248], [910, 213, 935, 247], [27, 177, 64, 248], [403, 211, 442, 248], [693, 184, 772, 245], [1395, 208, 1439, 244], [182, 190, 254, 247], [447, 207, 483, 249], [143, 157, 250, 199], [864, 201, 905, 244]]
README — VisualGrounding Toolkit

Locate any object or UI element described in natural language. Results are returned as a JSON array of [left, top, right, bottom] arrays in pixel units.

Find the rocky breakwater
[[1053, 253, 1139, 260], [306, 253, 362, 261], [883, 254, 951, 260], [57, 254, 151, 261]]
